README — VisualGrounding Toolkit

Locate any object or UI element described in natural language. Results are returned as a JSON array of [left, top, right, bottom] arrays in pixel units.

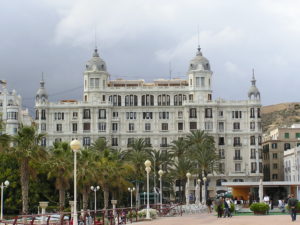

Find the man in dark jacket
[[288, 194, 298, 221]]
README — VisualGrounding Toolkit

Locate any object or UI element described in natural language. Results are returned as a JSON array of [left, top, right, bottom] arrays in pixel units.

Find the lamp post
[[202, 177, 207, 204], [70, 139, 81, 225], [90, 186, 100, 214], [143, 192, 146, 206], [128, 187, 135, 208], [186, 172, 191, 205], [158, 169, 164, 210], [195, 179, 201, 205], [144, 160, 151, 220], [0, 180, 9, 220]]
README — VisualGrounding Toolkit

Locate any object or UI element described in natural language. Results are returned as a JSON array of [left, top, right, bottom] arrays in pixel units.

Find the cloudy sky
[[1, 0, 300, 113]]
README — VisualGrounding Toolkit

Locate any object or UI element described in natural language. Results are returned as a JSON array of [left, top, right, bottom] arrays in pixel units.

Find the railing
[[0, 204, 183, 225]]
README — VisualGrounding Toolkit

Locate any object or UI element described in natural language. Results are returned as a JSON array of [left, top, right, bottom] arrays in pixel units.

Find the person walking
[[215, 197, 223, 218], [223, 198, 231, 218], [206, 198, 213, 213], [288, 194, 298, 222]]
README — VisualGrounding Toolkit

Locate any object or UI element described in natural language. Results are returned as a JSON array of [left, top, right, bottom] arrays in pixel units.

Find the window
[[41, 109, 46, 120], [250, 136, 256, 145], [129, 123, 135, 132], [284, 143, 291, 150], [257, 108, 261, 118], [250, 149, 256, 159], [54, 112, 64, 120], [219, 149, 225, 159], [273, 163, 278, 169], [251, 162, 257, 173], [233, 179, 244, 182], [125, 95, 138, 106], [112, 123, 118, 132], [143, 112, 153, 119], [250, 108, 255, 118], [174, 94, 186, 106], [98, 122, 106, 132], [232, 110, 242, 119], [235, 163, 241, 172], [56, 124, 62, 132], [127, 138, 134, 146], [83, 109, 91, 119], [233, 122, 240, 130], [273, 153, 278, 159], [218, 111, 223, 117], [55, 138, 62, 143], [205, 121, 213, 130], [73, 112, 78, 118], [189, 108, 197, 118], [218, 164, 225, 174], [178, 122, 183, 131], [161, 137, 168, 147], [109, 95, 122, 106], [99, 109, 106, 119], [190, 122, 197, 130], [83, 123, 91, 132], [272, 174, 278, 180], [112, 112, 118, 118], [250, 122, 255, 130], [35, 110, 39, 120], [141, 95, 154, 106], [126, 112, 137, 120], [258, 136, 262, 145], [285, 133, 289, 139], [145, 138, 151, 146], [234, 150, 241, 160], [83, 137, 91, 146], [178, 111, 183, 118], [189, 94, 193, 101], [233, 137, 241, 146], [218, 122, 224, 132], [41, 123, 46, 132], [145, 123, 151, 131], [162, 123, 168, 131], [271, 143, 277, 149], [41, 137, 46, 147], [218, 137, 225, 145], [208, 94, 212, 101], [112, 137, 118, 146], [157, 94, 170, 106], [159, 112, 169, 119], [72, 123, 77, 133], [102, 95, 106, 101], [296, 133, 300, 138], [205, 108, 213, 118]]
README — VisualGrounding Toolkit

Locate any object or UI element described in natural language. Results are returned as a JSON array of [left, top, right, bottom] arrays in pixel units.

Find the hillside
[[261, 102, 300, 132]]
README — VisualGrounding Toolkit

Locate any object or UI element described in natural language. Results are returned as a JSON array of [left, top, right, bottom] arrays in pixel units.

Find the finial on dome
[[93, 48, 99, 57], [251, 68, 256, 86], [196, 45, 202, 56], [40, 72, 45, 88]]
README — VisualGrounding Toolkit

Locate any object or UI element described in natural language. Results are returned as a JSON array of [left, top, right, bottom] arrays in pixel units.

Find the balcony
[[233, 156, 243, 160], [250, 156, 256, 159], [160, 144, 169, 147], [233, 143, 242, 147]]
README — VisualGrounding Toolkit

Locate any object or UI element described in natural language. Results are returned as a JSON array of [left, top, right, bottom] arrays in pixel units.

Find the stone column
[[39, 201, 49, 223], [259, 179, 263, 203], [69, 201, 74, 219], [111, 200, 117, 217]]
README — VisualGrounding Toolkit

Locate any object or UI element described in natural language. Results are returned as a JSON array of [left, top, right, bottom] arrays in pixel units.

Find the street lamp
[[70, 139, 81, 225], [143, 192, 146, 205], [90, 186, 100, 214], [202, 177, 207, 204], [128, 187, 135, 208], [158, 169, 164, 210], [144, 160, 151, 220], [0, 180, 9, 220], [186, 172, 191, 205]]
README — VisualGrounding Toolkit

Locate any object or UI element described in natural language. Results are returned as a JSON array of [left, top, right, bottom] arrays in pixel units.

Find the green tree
[[46, 142, 73, 211], [11, 125, 46, 214]]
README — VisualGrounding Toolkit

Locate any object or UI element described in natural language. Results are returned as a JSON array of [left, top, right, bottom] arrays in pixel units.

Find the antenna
[[169, 61, 172, 80], [94, 27, 97, 49], [42, 72, 44, 81], [197, 24, 200, 49]]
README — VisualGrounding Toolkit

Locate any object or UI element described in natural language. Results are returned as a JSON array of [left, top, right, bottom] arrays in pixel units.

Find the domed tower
[[248, 70, 260, 100], [35, 77, 48, 104], [187, 46, 213, 102], [83, 48, 110, 102]]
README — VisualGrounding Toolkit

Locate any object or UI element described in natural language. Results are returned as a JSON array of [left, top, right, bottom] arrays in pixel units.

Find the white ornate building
[[35, 47, 263, 195], [0, 81, 32, 135]]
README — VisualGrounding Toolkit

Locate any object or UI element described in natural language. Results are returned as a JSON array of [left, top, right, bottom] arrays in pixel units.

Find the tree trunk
[[103, 186, 109, 209], [20, 158, 29, 214], [59, 188, 66, 211], [179, 179, 182, 203], [135, 183, 140, 208], [82, 188, 89, 211]]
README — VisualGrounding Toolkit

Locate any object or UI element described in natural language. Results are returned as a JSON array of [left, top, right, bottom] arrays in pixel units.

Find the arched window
[[125, 95, 138, 106], [142, 95, 154, 106], [158, 94, 170, 106], [216, 179, 227, 186]]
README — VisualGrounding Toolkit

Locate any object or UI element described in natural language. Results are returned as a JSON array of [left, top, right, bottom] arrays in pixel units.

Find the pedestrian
[[206, 198, 212, 214], [288, 194, 298, 222], [223, 198, 231, 218], [215, 197, 223, 218]]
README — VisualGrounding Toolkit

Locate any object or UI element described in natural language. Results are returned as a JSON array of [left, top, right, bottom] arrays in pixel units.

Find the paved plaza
[[136, 214, 296, 225]]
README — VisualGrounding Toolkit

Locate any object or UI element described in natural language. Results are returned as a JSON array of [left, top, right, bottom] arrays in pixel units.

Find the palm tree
[[46, 142, 73, 211], [11, 125, 46, 214], [124, 138, 151, 207], [170, 138, 187, 159]]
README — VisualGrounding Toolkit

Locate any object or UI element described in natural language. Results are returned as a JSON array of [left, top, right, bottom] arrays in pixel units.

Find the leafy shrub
[[250, 203, 269, 213], [214, 203, 235, 213]]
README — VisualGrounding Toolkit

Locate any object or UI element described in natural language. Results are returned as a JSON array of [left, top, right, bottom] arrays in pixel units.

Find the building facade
[[35, 47, 263, 196], [263, 124, 300, 181], [0, 81, 32, 135]]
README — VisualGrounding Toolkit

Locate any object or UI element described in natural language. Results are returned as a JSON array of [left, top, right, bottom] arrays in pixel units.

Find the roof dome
[[85, 48, 107, 72], [248, 72, 260, 100], [188, 47, 211, 72], [36, 78, 48, 101]]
